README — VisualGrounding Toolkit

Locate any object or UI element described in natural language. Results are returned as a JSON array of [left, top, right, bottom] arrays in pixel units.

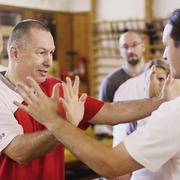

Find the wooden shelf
[[90, 17, 167, 98], [92, 54, 121, 59], [86, 0, 169, 98], [93, 64, 120, 68], [149, 44, 164, 49]]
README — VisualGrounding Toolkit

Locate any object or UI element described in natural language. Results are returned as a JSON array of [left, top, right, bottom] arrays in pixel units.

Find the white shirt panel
[[0, 79, 24, 152], [124, 97, 180, 180], [113, 73, 146, 146]]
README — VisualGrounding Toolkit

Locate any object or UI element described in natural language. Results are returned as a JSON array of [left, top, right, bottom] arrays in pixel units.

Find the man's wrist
[[45, 115, 64, 132]]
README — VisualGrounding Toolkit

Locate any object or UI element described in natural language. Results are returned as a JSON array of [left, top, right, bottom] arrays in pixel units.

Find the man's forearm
[[46, 117, 142, 178], [47, 118, 115, 177], [90, 96, 165, 125], [3, 129, 60, 164]]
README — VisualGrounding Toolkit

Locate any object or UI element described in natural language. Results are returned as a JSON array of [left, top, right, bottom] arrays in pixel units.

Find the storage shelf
[[90, 17, 167, 98]]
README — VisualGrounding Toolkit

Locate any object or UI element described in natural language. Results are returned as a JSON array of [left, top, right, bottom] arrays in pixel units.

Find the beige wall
[[152, 0, 180, 18], [0, 0, 179, 18], [96, 0, 180, 20], [0, 0, 90, 12], [0, 0, 70, 11]]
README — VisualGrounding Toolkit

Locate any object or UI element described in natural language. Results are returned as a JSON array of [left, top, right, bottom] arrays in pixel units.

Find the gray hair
[[7, 19, 50, 54]]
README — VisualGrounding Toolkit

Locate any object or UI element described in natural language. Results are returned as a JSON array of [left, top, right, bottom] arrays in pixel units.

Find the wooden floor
[[65, 164, 100, 180]]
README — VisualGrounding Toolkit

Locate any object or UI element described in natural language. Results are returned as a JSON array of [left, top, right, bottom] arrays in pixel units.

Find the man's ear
[[119, 46, 123, 57], [10, 46, 18, 60]]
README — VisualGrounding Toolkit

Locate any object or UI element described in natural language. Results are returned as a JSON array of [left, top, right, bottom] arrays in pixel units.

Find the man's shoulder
[[106, 67, 127, 79], [110, 67, 125, 75]]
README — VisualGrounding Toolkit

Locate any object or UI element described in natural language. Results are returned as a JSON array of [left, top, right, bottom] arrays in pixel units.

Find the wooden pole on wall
[[144, 0, 152, 62], [88, 0, 97, 96], [145, 0, 153, 19], [90, 0, 96, 21]]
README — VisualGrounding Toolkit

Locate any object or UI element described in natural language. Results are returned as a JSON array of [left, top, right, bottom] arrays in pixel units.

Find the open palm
[[60, 76, 87, 126]]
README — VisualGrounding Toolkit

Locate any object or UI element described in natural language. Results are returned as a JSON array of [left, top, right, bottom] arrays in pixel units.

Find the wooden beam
[[88, 0, 97, 96], [145, 0, 153, 19]]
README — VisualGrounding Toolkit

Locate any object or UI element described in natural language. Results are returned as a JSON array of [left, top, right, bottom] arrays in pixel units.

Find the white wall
[[153, 0, 180, 18], [0, 0, 91, 12], [68, 0, 90, 12], [0, 0, 180, 18], [0, 0, 70, 11], [96, 0, 145, 20], [96, 0, 180, 20]]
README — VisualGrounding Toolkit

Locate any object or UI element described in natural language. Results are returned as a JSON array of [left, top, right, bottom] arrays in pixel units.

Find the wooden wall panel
[[72, 12, 90, 93], [72, 13, 90, 57], [55, 13, 72, 72]]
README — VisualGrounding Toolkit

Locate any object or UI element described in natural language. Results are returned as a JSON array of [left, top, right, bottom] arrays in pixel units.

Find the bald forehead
[[162, 24, 172, 44], [119, 32, 142, 45]]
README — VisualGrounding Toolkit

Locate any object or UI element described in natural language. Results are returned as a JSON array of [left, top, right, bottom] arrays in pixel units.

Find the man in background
[[99, 30, 145, 102], [95, 31, 146, 136]]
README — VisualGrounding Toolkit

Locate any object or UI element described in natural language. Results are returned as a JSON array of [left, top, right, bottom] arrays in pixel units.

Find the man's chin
[[128, 60, 139, 66], [37, 77, 47, 84]]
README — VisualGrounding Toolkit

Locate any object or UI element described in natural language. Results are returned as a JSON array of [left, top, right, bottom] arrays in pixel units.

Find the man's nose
[[45, 54, 53, 67], [127, 46, 135, 53]]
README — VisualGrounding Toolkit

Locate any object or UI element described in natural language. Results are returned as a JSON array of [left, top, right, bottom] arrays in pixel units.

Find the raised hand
[[146, 65, 160, 98], [60, 76, 87, 126], [13, 77, 61, 126], [146, 65, 180, 100]]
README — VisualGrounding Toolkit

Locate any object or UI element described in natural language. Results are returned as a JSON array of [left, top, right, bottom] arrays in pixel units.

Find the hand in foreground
[[146, 66, 161, 98], [147, 65, 180, 101], [60, 76, 87, 127], [13, 77, 60, 126]]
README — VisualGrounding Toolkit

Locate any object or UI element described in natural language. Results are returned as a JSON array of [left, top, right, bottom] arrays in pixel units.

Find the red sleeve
[[78, 95, 104, 130]]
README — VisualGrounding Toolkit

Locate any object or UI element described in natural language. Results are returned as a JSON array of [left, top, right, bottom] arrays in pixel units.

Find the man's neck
[[4, 71, 17, 86]]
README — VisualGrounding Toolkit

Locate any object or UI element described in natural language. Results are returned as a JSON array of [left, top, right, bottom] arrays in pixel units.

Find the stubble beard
[[127, 58, 140, 66], [127, 53, 140, 66]]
